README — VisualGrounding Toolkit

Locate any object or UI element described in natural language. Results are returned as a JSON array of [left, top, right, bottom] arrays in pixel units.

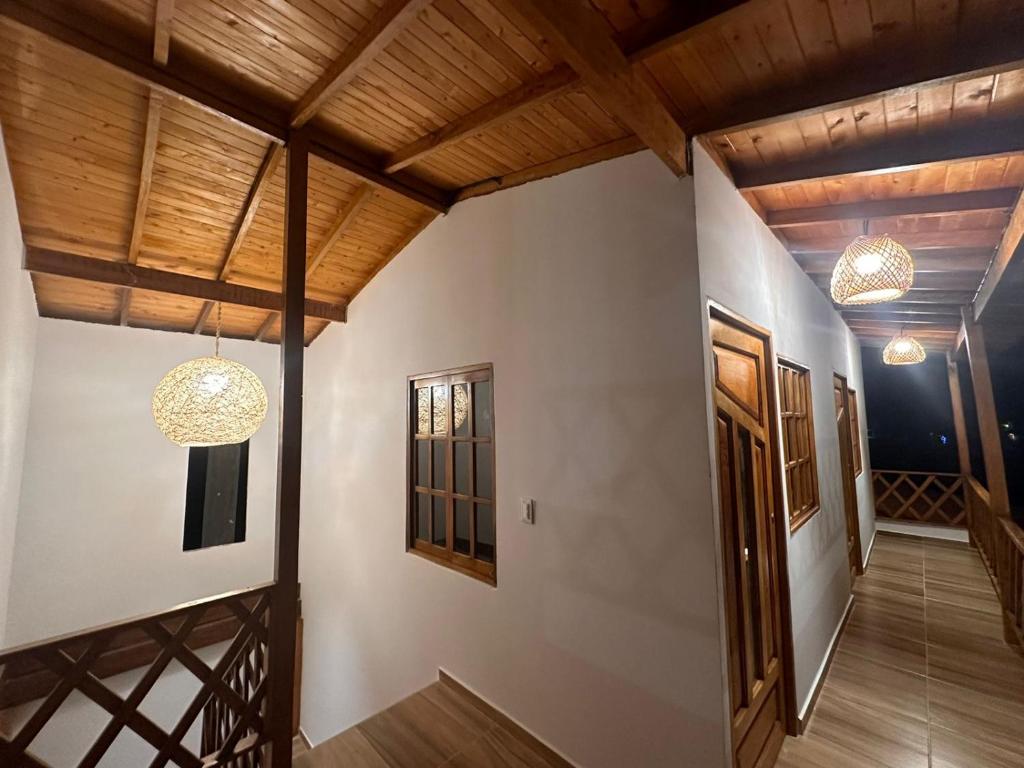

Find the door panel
[[833, 374, 863, 578], [710, 312, 788, 768]]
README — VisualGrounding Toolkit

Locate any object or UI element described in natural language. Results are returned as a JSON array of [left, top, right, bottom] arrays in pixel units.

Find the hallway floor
[[778, 532, 1024, 768]]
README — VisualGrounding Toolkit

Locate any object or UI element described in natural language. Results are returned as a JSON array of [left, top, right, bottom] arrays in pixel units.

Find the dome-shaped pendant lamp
[[882, 331, 927, 365], [831, 229, 914, 305], [152, 304, 268, 447]]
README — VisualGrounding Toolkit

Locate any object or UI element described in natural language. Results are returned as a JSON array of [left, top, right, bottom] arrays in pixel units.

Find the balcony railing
[[872, 470, 967, 527]]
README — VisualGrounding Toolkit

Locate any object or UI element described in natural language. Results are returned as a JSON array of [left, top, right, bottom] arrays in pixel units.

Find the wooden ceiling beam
[[841, 303, 965, 317], [618, 1, 753, 63], [812, 272, 984, 292], [974, 190, 1024, 320], [788, 230, 1001, 254], [511, 0, 688, 175], [794, 247, 994, 274], [152, 0, 173, 66], [841, 309, 963, 324], [735, 117, 1024, 190], [0, 0, 451, 213], [24, 248, 347, 323], [767, 189, 1019, 230], [290, 0, 430, 128]]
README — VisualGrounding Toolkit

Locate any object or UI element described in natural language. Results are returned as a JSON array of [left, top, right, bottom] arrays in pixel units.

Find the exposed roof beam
[[514, 0, 688, 175], [841, 303, 965, 317], [618, 1, 753, 63], [974, 190, 1024, 320], [841, 309, 963, 324], [152, 0, 173, 66], [812, 271, 984, 292], [24, 247, 347, 323], [347, 213, 439, 304], [290, 0, 430, 128], [306, 185, 374, 277], [735, 117, 1024, 190], [789, 231, 1002, 254], [0, 0, 451, 212], [794, 247, 994, 274], [768, 189, 1018, 230], [127, 93, 163, 266], [254, 313, 278, 343]]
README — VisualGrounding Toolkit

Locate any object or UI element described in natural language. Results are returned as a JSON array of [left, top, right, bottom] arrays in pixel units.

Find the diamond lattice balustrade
[[872, 470, 967, 527], [0, 585, 276, 767]]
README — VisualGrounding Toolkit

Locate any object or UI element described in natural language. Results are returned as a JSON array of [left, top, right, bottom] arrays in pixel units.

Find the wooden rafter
[[788, 230, 1002, 254], [618, 1, 753, 64], [290, 0, 430, 128], [767, 189, 1019, 230], [152, 0, 174, 66], [508, 0, 688, 175], [974, 190, 1024, 320], [24, 248, 347, 323], [735, 117, 1024, 190], [794, 247, 995, 275]]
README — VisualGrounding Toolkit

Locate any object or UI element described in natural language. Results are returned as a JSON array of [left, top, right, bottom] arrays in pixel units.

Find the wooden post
[[946, 351, 972, 477], [960, 308, 1010, 517], [268, 127, 308, 767]]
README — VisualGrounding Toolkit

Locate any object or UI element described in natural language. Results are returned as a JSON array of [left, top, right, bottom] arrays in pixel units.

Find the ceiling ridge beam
[[973, 190, 1024, 320], [25, 247, 347, 323], [768, 188, 1020, 229], [290, 0, 431, 129], [735, 117, 1024, 190]]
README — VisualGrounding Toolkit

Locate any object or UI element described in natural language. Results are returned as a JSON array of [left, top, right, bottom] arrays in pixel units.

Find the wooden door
[[833, 374, 863, 578], [710, 311, 789, 768]]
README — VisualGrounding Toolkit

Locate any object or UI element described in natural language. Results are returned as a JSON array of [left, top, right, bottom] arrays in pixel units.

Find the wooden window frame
[[407, 363, 496, 586], [848, 388, 863, 477], [776, 358, 821, 532]]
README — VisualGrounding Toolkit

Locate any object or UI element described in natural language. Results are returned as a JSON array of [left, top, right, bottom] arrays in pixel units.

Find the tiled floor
[[778, 532, 1024, 768], [294, 680, 561, 768]]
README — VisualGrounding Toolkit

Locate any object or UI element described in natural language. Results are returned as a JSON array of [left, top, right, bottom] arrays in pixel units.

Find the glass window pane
[[432, 440, 447, 490], [453, 384, 469, 437], [416, 388, 430, 435], [432, 384, 448, 434], [432, 496, 447, 547], [454, 442, 470, 496], [416, 440, 428, 488], [475, 503, 494, 563], [454, 500, 471, 555], [474, 443, 492, 499], [416, 493, 430, 541], [473, 380, 492, 437]]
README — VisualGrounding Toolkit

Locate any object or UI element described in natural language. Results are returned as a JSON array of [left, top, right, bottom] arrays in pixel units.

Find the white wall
[[0, 127, 37, 650], [5, 320, 279, 646], [693, 143, 875, 714], [301, 152, 727, 767]]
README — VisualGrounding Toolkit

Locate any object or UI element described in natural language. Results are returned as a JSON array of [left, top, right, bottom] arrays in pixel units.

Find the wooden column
[[961, 308, 1010, 516], [268, 128, 308, 767], [946, 351, 972, 477]]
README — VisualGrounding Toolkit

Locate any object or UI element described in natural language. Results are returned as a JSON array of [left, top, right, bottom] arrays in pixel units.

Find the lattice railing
[[0, 584, 276, 767], [872, 470, 967, 527]]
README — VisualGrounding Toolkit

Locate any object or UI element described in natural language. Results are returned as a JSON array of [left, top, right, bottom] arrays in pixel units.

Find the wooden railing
[[0, 584, 279, 767], [966, 476, 1024, 649], [872, 470, 967, 527]]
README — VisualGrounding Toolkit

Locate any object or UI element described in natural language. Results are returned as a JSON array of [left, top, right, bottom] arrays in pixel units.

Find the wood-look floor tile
[[838, 620, 927, 675], [443, 727, 553, 768], [854, 571, 925, 603], [926, 641, 1024, 706], [294, 726, 390, 768], [930, 724, 1024, 768], [925, 580, 1003, 616], [420, 683, 497, 738], [806, 690, 929, 768], [358, 691, 477, 768], [823, 649, 928, 723], [867, 548, 924, 579], [925, 599, 1007, 648], [848, 597, 926, 642], [777, 736, 895, 768], [928, 678, 1024, 757]]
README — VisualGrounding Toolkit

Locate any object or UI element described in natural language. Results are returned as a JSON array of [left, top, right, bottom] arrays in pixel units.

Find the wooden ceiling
[[2, 0, 1024, 345]]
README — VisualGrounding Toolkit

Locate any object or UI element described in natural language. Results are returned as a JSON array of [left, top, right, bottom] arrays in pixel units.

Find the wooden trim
[[268, 127, 308, 768], [456, 137, 646, 202], [776, 357, 822, 533], [974, 189, 1024, 320], [438, 671, 576, 768], [515, 1, 687, 175], [798, 595, 854, 733], [767, 189, 1019, 230], [24, 247, 346, 323], [947, 352, 973, 477], [735, 117, 1024, 190], [289, 0, 430, 128]]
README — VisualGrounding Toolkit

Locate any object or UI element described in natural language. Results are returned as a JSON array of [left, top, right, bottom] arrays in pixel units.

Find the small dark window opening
[[184, 441, 249, 551]]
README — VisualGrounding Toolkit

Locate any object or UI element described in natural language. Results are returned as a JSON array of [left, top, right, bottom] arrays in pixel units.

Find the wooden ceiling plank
[[306, 184, 375, 277], [767, 188, 1019, 229], [152, 0, 174, 66], [736, 116, 1024, 189], [974, 189, 1024, 320], [254, 312, 277, 342], [289, 0, 432, 129], [508, 0, 687, 175], [24, 247, 347, 323]]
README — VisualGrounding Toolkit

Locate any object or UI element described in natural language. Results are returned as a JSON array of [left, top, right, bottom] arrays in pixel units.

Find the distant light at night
[[939, 434, 949, 446]]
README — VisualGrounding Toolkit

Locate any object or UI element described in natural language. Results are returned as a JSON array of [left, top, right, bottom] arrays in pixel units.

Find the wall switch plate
[[520, 497, 535, 525]]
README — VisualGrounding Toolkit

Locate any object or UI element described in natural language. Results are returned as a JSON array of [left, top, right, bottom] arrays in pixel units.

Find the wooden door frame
[[707, 301, 799, 739], [832, 372, 865, 576]]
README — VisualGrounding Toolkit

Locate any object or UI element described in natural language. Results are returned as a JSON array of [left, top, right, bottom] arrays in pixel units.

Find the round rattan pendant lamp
[[882, 331, 927, 365], [830, 228, 914, 305], [152, 304, 268, 447]]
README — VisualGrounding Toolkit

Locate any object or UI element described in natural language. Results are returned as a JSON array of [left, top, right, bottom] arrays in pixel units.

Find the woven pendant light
[[152, 304, 268, 447], [831, 231, 914, 305], [882, 332, 927, 365]]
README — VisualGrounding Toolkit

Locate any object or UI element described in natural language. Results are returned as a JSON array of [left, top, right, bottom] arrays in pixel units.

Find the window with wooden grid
[[777, 360, 821, 531], [409, 364, 496, 585], [848, 388, 863, 476]]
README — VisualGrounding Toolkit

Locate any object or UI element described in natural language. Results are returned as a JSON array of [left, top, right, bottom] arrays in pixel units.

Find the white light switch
[[520, 497, 535, 525]]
